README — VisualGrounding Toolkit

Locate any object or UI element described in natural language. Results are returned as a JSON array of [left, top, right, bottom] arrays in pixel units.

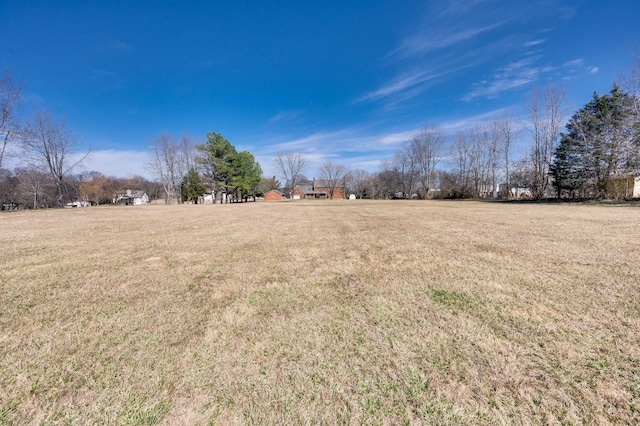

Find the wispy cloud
[[393, 22, 503, 59], [263, 130, 357, 154], [355, 52, 491, 107], [561, 59, 598, 77], [379, 130, 417, 145], [524, 39, 547, 47], [463, 56, 549, 101], [440, 107, 510, 133], [102, 40, 135, 55], [74, 149, 151, 178], [434, 0, 499, 18], [563, 59, 584, 67], [354, 70, 441, 104], [268, 110, 301, 123]]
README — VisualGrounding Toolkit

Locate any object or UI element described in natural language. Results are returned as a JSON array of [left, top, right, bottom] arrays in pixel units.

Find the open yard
[[1, 200, 639, 424]]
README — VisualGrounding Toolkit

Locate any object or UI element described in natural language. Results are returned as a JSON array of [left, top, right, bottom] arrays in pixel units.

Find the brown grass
[[1, 200, 639, 425]]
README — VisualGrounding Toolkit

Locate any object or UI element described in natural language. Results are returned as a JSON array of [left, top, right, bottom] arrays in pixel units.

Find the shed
[[607, 174, 640, 199], [264, 190, 286, 201]]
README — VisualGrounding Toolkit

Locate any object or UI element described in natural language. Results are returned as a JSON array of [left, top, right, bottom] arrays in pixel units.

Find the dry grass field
[[1, 200, 639, 425]]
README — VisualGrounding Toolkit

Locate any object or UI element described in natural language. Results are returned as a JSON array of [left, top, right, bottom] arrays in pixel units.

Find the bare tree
[[622, 49, 640, 115], [449, 125, 495, 198], [0, 70, 23, 170], [452, 129, 472, 194], [526, 86, 569, 198], [488, 120, 503, 197], [410, 126, 443, 198], [318, 161, 349, 199], [148, 133, 181, 204], [0, 168, 19, 208], [496, 111, 519, 196], [16, 167, 53, 209], [372, 161, 394, 199], [468, 125, 492, 196], [21, 110, 89, 207], [274, 151, 308, 199], [392, 146, 417, 198], [179, 134, 198, 175], [348, 169, 371, 199]]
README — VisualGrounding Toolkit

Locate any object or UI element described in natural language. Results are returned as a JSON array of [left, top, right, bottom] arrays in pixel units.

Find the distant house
[[264, 190, 286, 201], [65, 200, 91, 208], [292, 178, 346, 200], [607, 174, 640, 199], [115, 190, 149, 205]]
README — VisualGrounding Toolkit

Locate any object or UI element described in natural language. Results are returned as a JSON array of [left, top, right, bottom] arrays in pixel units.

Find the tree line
[[0, 67, 263, 208], [270, 60, 639, 201], [2, 53, 639, 208], [0, 169, 162, 209], [1, 70, 98, 209]]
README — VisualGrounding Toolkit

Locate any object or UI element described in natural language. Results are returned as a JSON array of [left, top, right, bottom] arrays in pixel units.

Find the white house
[[115, 190, 149, 205], [65, 200, 91, 208]]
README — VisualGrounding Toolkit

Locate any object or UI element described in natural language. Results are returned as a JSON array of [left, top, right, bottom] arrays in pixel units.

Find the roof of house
[[266, 190, 284, 195], [609, 173, 639, 180], [295, 185, 325, 194], [116, 190, 147, 198], [313, 179, 344, 189]]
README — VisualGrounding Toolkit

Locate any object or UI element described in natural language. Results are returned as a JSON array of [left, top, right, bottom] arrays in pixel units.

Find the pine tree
[[198, 132, 262, 202], [181, 168, 206, 203], [550, 84, 638, 198]]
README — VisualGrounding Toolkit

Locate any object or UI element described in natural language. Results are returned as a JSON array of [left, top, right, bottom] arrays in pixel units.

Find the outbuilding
[[607, 174, 640, 199], [264, 190, 286, 201]]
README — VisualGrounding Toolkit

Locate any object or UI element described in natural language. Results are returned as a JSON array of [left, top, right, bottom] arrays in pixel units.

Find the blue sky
[[2, 0, 639, 179]]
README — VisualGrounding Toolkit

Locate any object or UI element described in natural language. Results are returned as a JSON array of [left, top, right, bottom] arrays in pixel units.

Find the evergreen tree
[[198, 132, 262, 202], [181, 168, 207, 203], [550, 85, 638, 198], [550, 134, 587, 197]]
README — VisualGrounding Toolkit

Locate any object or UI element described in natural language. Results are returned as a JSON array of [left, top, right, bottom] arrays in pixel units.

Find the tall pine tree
[[198, 132, 262, 202], [550, 85, 638, 198]]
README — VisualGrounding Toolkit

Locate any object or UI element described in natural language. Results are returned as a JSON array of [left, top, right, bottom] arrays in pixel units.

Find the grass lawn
[[1, 200, 639, 424]]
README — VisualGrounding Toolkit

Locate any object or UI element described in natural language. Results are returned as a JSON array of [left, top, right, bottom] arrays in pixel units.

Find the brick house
[[292, 178, 346, 199], [264, 190, 286, 201]]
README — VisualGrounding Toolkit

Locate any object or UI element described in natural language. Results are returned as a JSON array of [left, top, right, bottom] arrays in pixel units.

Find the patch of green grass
[[121, 400, 170, 425], [430, 288, 475, 311]]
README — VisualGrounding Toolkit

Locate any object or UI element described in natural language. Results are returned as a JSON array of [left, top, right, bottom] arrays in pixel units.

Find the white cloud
[[524, 39, 547, 47], [355, 57, 484, 106], [563, 59, 584, 67], [588, 66, 599, 74], [434, 0, 499, 18], [268, 110, 301, 123], [440, 108, 510, 133], [75, 149, 152, 179], [379, 130, 417, 145], [354, 70, 439, 103], [393, 22, 503, 59], [463, 56, 548, 101]]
